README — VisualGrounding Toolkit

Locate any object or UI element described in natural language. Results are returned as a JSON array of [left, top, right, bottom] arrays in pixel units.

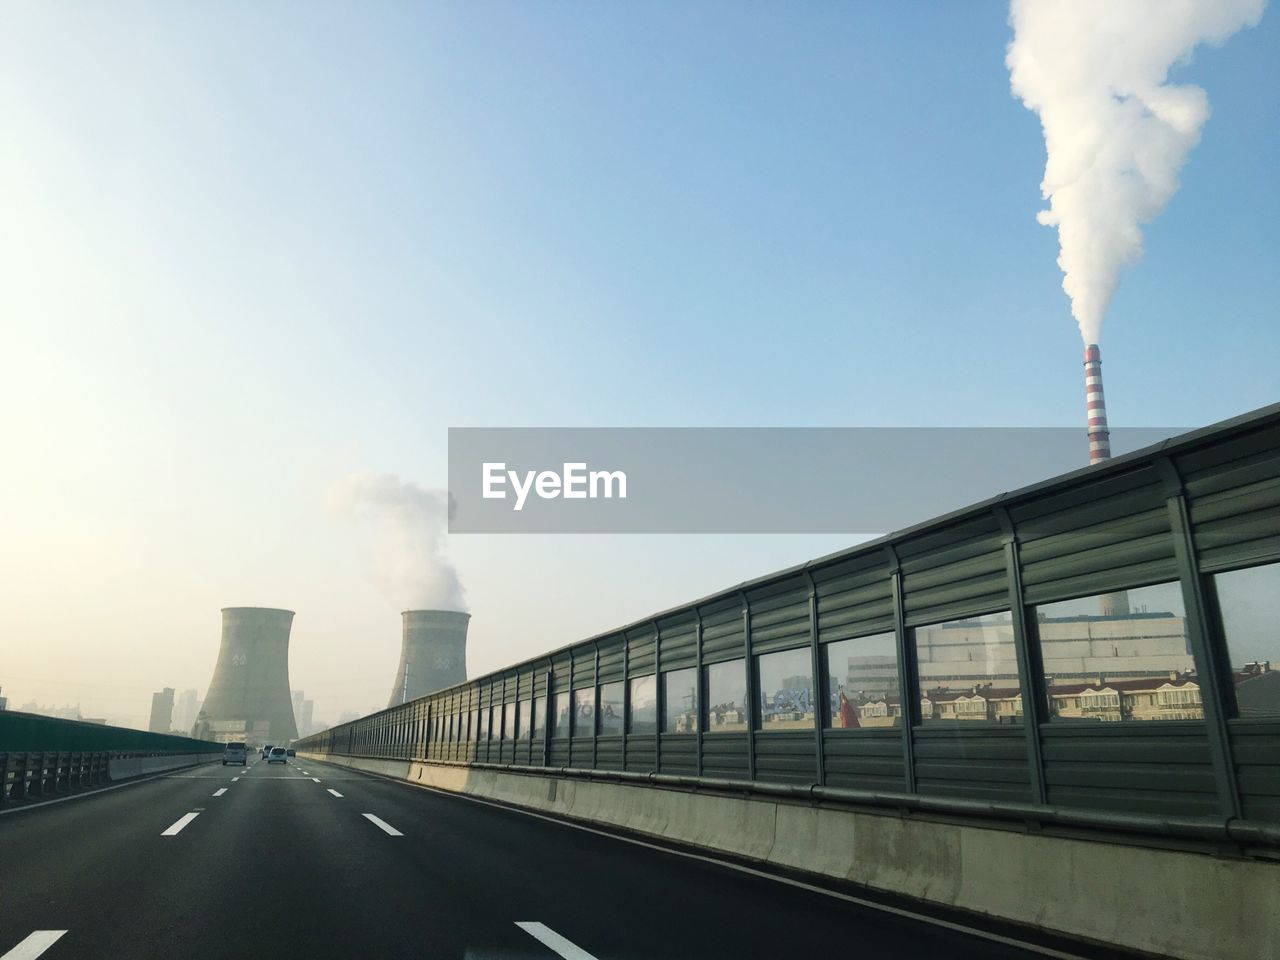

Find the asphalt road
[[0, 757, 1080, 959]]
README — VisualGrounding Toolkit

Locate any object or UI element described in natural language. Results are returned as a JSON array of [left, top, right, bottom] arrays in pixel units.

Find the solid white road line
[[327, 789, 343, 798], [362, 813, 402, 836], [0, 931, 68, 960], [514, 922, 599, 960], [161, 812, 200, 836], [212, 788, 227, 797]]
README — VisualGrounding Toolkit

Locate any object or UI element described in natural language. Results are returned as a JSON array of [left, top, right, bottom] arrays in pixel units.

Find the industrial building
[[171, 689, 200, 736], [147, 688, 174, 734]]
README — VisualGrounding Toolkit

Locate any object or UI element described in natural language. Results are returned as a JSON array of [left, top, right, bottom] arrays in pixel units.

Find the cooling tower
[[199, 607, 298, 743], [1084, 343, 1112, 463], [388, 610, 470, 707]]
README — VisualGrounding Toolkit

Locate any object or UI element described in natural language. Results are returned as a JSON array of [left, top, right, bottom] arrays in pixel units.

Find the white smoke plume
[[1007, 0, 1265, 344], [327, 473, 467, 612]]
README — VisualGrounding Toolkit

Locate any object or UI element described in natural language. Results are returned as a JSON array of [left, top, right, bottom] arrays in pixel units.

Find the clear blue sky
[[1, 2, 1275, 726]]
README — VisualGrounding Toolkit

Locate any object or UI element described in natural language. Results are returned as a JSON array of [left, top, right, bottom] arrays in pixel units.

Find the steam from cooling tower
[[1007, 0, 1265, 344], [328, 473, 467, 612]]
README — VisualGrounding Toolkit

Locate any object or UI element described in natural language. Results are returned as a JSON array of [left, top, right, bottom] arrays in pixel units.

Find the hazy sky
[[2, 3, 1276, 728]]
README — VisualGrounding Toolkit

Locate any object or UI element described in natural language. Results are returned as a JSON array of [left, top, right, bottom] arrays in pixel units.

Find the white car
[[267, 746, 288, 764]]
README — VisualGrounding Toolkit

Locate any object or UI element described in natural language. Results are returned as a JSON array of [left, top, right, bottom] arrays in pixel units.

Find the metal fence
[[299, 402, 1280, 850], [0, 711, 222, 806]]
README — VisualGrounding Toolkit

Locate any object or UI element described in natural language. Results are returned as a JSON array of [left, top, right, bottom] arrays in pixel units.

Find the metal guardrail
[[0, 751, 111, 804], [0, 710, 223, 807], [0, 748, 225, 808]]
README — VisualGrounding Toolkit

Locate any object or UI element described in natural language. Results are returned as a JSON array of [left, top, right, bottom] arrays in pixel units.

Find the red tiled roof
[[1048, 675, 1198, 695]]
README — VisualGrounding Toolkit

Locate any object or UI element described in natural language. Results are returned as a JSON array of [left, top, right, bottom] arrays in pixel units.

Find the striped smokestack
[[1084, 343, 1111, 463], [1083, 345, 1129, 617]]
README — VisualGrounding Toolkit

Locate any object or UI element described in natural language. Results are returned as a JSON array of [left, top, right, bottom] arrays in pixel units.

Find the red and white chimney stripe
[[1084, 343, 1111, 463]]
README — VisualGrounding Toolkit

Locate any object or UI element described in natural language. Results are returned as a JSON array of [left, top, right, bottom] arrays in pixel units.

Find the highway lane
[[0, 756, 1097, 959]]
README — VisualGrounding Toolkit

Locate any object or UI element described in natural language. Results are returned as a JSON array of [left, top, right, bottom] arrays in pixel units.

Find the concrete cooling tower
[[198, 607, 298, 743], [388, 610, 470, 708]]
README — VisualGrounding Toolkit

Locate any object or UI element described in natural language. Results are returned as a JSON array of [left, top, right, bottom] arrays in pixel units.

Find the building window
[[597, 681, 624, 735], [532, 695, 547, 739], [704, 659, 748, 733], [517, 698, 532, 740], [572, 688, 595, 737], [1213, 561, 1280, 719], [1033, 581, 1196, 722], [912, 611, 1022, 724], [628, 675, 657, 734], [756, 647, 814, 731], [661, 668, 698, 733], [824, 632, 899, 729], [551, 690, 570, 738], [502, 701, 516, 740]]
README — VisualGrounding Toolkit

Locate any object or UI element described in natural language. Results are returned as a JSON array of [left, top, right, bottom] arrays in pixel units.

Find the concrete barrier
[[107, 753, 220, 781], [302, 752, 1279, 960]]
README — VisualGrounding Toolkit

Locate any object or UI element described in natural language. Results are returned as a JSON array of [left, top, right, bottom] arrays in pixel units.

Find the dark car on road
[[221, 742, 247, 766]]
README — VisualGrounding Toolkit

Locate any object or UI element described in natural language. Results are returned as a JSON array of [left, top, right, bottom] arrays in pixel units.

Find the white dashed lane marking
[[161, 812, 200, 836], [231, 777, 240, 782], [212, 788, 227, 797], [0, 931, 68, 960], [326, 789, 343, 798], [362, 813, 402, 836], [514, 922, 599, 960]]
